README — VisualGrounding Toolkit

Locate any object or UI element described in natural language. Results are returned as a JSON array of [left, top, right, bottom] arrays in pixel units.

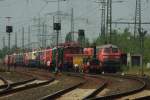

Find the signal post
[[6, 25, 13, 71]]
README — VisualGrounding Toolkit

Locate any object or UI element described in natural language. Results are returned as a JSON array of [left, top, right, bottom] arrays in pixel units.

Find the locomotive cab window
[[112, 48, 118, 53], [104, 48, 111, 53]]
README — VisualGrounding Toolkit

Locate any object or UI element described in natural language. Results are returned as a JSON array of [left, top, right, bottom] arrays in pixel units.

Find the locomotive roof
[[97, 44, 118, 49]]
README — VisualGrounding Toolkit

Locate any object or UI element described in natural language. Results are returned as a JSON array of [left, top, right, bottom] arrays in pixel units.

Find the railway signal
[[5, 17, 13, 71], [138, 28, 147, 76], [78, 29, 85, 47]]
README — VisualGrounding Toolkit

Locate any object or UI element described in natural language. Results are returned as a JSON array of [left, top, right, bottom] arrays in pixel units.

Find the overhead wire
[[0, 0, 20, 7]]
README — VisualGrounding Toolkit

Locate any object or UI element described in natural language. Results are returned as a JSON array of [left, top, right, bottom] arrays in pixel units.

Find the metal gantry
[[101, 0, 106, 37], [96, 0, 124, 43], [70, 8, 74, 41], [134, 0, 142, 38], [138, 28, 147, 76], [106, 0, 112, 44]]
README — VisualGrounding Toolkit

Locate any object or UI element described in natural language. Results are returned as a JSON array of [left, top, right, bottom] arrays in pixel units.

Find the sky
[[0, 0, 150, 49]]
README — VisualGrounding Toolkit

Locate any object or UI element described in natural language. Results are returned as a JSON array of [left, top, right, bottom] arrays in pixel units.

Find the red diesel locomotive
[[97, 44, 121, 72]]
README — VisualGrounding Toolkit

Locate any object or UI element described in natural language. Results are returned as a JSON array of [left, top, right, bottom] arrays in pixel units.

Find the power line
[[112, 21, 150, 24]]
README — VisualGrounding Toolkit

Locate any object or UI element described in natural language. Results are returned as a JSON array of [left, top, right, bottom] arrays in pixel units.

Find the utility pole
[[6, 17, 12, 52], [55, 0, 66, 72], [42, 22, 46, 48], [28, 25, 31, 49], [15, 32, 17, 48], [38, 16, 41, 47], [106, 0, 112, 44], [52, 16, 56, 47], [22, 27, 25, 51], [70, 7, 74, 41], [100, 0, 106, 37], [6, 17, 13, 71], [138, 28, 147, 76], [43, 23, 47, 48], [134, 0, 141, 38], [45, 0, 66, 71], [3, 36, 5, 49], [95, 0, 124, 43], [55, 0, 60, 73]]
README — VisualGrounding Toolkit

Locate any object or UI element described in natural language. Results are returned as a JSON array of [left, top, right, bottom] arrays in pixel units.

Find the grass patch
[[122, 65, 150, 76]]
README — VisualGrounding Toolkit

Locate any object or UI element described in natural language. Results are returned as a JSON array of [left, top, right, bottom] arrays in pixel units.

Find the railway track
[[0, 76, 8, 86], [87, 73, 146, 100], [40, 73, 146, 100], [0, 76, 10, 91], [0, 78, 54, 97], [0, 66, 148, 100], [0, 68, 55, 98], [0, 78, 35, 91], [14, 67, 53, 80], [41, 73, 107, 100]]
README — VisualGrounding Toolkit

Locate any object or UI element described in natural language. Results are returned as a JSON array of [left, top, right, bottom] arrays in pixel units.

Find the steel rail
[[0, 78, 36, 90], [83, 79, 107, 100], [41, 73, 108, 100], [0, 78, 55, 97], [88, 74, 146, 100], [0, 76, 10, 91], [40, 73, 86, 100], [41, 80, 86, 100]]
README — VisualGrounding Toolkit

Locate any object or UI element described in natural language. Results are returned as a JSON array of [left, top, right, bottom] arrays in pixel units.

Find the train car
[[23, 52, 29, 66], [8, 55, 12, 65], [35, 50, 43, 68], [28, 51, 38, 67], [4, 55, 8, 65], [73, 54, 92, 72], [43, 49, 53, 69], [39, 50, 45, 67], [15, 53, 24, 66], [97, 44, 121, 72], [10, 53, 16, 66], [52, 47, 64, 71], [84, 46, 101, 73], [63, 44, 83, 71]]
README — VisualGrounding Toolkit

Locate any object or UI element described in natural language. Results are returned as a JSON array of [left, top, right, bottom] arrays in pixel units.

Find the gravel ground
[[117, 76, 150, 99], [0, 65, 33, 83], [0, 80, 5, 85], [0, 72, 32, 83], [117, 90, 150, 100], [56, 76, 103, 100], [0, 74, 83, 100], [96, 75, 143, 97], [11, 67, 55, 80]]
